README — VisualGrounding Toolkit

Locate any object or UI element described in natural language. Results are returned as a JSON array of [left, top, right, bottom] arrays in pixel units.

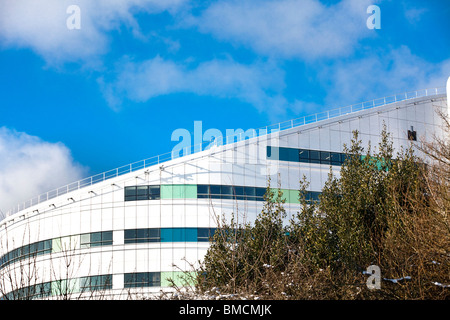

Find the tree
[[194, 121, 449, 299], [289, 123, 449, 299], [196, 177, 291, 298]]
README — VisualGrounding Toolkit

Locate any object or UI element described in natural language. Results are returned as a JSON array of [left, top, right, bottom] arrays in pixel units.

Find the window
[[330, 152, 342, 166], [266, 146, 276, 159], [136, 186, 148, 200], [161, 228, 197, 242], [123, 228, 220, 243], [124, 272, 160, 288], [210, 185, 221, 196], [408, 129, 417, 141], [125, 186, 137, 201], [32, 282, 52, 299], [80, 231, 113, 248], [5, 275, 113, 300], [320, 151, 331, 164], [124, 228, 160, 244], [268, 146, 300, 162], [197, 228, 217, 242], [80, 275, 112, 291], [7, 281, 52, 300], [278, 147, 289, 161], [125, 184, 271, 202], [268, 146, 348, 166], [125, 183, 309, 204], [197, 184, 210, 198], [299, 149, 309, 162], [244, 186, 256, 197], [197, 184, 266, 201], [148, 186, 160, 199], [233, 186, 245, 200], [0, 239, 52, 269], [341, 153, 350, 164], [124, 185, 160, 201], [221, 185, 233, 199], [309, 150, 320, 164], [307, 192, 321, 202], [288, 148, 300, 161], [255, 187, 266, 200]]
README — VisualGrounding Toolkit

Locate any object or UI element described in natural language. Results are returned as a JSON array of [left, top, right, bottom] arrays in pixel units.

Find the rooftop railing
[[2, 86, 446, 219]]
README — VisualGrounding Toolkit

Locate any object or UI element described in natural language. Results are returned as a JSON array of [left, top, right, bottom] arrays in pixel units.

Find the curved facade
[[0, 88, 448, 299]]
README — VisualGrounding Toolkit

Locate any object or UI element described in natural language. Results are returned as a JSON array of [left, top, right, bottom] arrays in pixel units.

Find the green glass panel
[[172, 185, 184, 199], [52, 238, 61, 253], [161, 271, 196, 287], [161, 185, 197, 199], [185, 185, 197, 198], [269, 188, 289, 202], [161, 185, 173, 199], [289, 189, 299, 204]]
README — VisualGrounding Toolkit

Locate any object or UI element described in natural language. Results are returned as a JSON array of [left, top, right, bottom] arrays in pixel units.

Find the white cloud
[[0, 127, 87, 216], [0, 0, 189, 65], [318, 46, 450, 107], [0, 0, 376, 64], [188, 0, 375, 60], [99, 56, 289, 115], [99, 46, 450, 120]]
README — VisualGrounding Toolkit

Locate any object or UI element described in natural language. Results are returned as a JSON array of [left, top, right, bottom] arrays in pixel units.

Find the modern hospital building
[[0, 81, 448, 299]]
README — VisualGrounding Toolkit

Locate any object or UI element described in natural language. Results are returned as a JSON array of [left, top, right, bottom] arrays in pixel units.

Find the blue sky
[[0, 0, 449, 213]]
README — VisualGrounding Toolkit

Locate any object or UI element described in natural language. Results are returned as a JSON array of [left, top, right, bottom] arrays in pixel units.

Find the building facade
[[0, 85, 448, 299]]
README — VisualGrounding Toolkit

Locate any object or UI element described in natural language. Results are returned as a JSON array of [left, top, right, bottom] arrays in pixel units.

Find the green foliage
[[195, 123, 449, 300], [196, 177, 291, 294]]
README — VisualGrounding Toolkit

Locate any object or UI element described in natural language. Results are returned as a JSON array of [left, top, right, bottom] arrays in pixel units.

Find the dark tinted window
[[268, 146, 347, 167], [124, 272, 160, 288]]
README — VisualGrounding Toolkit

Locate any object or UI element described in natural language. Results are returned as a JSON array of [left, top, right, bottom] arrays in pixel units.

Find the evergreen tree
[[194, 122, 449, 300], [196, 177, 289, 296]]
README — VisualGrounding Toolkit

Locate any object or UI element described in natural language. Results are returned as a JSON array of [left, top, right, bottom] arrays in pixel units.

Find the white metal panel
[[319, 127, 331, 151], [309, 129, 320, 150], [330, 129, 341, 152], [298, 131, 310, 149]]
